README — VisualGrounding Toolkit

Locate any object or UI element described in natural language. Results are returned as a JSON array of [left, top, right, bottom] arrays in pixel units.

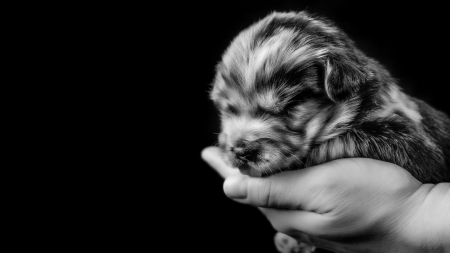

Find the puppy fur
[[210, 11, 450, 184]]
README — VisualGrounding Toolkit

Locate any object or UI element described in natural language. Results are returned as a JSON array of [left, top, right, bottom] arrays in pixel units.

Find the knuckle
[[250, 178, 273, 207]]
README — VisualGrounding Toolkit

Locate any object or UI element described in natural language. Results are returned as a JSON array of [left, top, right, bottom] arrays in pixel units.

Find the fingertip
[[202, 146, 238, 178], [201, 146, 221, 162]]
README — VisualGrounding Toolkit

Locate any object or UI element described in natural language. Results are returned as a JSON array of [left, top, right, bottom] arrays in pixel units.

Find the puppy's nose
[[231, 141, 259, 162]]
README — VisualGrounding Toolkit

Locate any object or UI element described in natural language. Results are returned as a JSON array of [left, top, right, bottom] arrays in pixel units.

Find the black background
[[102, 1, 450, 252]]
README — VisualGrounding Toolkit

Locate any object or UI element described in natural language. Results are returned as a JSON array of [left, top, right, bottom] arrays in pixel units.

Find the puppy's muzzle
[[230, 140, 260, 163]]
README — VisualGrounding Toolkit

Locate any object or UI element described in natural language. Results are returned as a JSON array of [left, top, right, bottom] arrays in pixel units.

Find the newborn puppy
[[210, 11, 450, 183], [210, 11, 450, 253]]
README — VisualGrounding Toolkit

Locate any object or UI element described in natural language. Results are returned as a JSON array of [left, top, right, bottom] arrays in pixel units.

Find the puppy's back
[[414, 98, 450, 179]]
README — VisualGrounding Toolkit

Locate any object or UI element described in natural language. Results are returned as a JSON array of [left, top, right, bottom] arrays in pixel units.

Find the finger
[[274, 232, 318, 253], [201, 146, 239, 178], [274, 232, 311, 253]]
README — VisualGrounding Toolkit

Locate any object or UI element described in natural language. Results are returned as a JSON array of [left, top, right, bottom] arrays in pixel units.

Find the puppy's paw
[[274, 232, 316, 253]]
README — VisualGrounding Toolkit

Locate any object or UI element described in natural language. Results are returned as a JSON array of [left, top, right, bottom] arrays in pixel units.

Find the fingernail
[[223, 175, 248, 199]]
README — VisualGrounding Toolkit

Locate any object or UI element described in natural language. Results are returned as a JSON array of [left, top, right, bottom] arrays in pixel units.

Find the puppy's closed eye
[[224, 104, 240, 115]]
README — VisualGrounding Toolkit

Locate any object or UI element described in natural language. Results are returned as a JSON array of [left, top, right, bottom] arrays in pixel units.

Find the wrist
[[394, 183, 450, 253]]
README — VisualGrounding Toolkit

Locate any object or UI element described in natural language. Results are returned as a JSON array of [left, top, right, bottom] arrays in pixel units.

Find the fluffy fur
[[210, 11, 450, 184]]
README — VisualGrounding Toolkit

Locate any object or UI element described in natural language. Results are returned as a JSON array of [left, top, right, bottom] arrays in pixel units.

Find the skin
[[201, 146, 450, 253]]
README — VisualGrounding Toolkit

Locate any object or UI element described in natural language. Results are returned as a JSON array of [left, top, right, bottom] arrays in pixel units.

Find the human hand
[[201, 146, 450, 253]]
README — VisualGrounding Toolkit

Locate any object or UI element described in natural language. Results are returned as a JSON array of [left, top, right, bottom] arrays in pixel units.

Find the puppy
[[210, 11, 450, 252]]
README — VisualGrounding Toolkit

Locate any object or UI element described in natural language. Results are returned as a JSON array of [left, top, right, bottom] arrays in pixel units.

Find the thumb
[[223, 164, 331, 209], [223, 173, 331, 236]]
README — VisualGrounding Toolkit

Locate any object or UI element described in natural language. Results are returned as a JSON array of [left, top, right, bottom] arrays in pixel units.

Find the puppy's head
[[210, 12, 378, 175]]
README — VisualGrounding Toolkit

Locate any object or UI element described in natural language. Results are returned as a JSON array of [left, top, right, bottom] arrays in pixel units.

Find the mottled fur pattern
[[210, 11, 450, 184]]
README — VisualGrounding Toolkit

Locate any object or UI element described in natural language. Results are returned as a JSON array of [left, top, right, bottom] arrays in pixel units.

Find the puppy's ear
[[323, 55, 368, 102]]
